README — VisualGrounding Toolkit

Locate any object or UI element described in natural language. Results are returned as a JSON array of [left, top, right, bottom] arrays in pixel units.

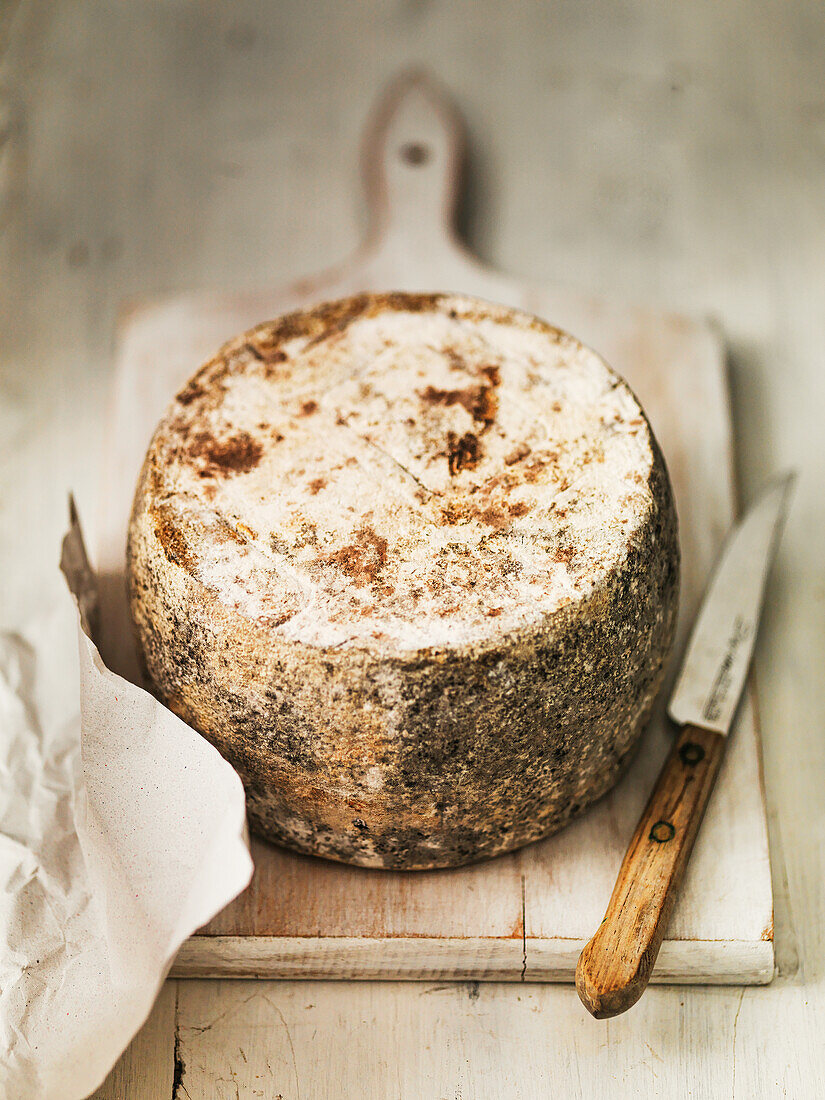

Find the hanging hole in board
[[399, 142, 430, 166]]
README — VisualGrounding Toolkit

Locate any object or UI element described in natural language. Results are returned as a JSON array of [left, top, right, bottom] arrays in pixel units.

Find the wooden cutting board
[[97, 73, 774, 984]]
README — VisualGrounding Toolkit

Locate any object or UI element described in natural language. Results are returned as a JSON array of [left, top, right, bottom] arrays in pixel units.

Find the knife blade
[[576, 473, 795, 1019], [668, 473, 796, 734]]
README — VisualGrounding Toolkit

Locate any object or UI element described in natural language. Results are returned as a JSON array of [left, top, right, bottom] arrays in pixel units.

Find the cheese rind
[[128, 292, 679, 868]]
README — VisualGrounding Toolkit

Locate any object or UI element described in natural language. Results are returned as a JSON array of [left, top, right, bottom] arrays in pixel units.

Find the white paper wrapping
[[0, 514, 253, 1099]]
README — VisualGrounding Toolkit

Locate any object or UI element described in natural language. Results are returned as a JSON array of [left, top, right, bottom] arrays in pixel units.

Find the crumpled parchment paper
[[0, 510, 253, 1099]]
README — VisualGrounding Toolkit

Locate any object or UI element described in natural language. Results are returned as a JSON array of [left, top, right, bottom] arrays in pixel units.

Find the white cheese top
[[144, 293, 655, 654]]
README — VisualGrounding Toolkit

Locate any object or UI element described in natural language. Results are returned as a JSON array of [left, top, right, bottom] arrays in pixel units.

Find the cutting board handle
[[361, 70, 467, 262]]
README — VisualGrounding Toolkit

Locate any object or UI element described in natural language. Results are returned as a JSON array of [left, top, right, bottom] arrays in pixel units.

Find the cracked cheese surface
[[137, 293, 655, 656]]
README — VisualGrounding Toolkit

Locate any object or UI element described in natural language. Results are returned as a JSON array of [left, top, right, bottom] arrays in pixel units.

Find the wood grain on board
[[97, 74, 773, 983]]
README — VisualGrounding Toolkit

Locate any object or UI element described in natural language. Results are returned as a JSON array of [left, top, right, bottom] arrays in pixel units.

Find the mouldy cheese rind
[[127, 292, 679, 869]]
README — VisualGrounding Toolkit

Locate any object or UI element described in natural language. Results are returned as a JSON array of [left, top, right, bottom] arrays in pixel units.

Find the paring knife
[[576, 473, 796, 1019]]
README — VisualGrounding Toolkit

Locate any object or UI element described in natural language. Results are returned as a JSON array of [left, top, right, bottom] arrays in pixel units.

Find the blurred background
[[1, 2, 823, 1093], [3, 3, 823, 616]]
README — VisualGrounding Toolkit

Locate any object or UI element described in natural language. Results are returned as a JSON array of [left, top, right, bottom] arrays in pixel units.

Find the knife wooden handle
[[576, 723, 726, 1019]]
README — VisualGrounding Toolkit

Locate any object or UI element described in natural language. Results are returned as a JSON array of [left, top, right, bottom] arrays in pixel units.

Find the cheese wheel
[[127, 292, 679, 869]]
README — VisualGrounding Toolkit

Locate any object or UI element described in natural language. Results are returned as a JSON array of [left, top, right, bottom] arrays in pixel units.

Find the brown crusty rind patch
[[127, 291, 680, 869]]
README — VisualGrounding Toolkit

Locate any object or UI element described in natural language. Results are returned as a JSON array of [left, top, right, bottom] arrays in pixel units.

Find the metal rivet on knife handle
[[679, 741, 705, 766], [649, 821, 676, 843]]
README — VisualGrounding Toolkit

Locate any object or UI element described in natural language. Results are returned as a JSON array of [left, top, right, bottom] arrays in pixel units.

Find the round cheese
[[127, 292, 679, 869]]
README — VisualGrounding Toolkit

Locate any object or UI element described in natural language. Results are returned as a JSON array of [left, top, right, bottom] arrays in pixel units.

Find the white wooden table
[[1, 1, 823, 1096]]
